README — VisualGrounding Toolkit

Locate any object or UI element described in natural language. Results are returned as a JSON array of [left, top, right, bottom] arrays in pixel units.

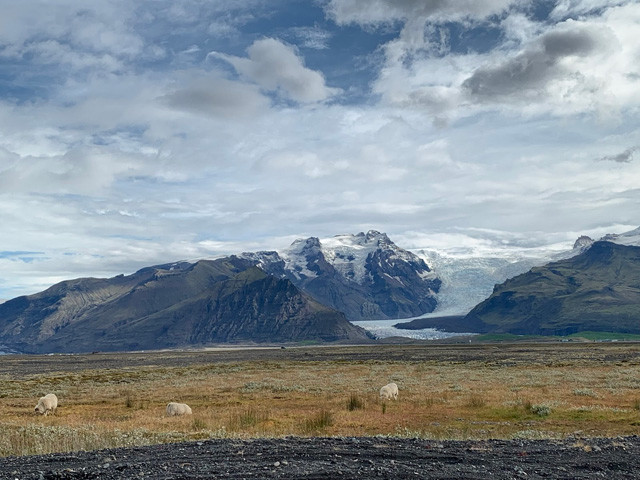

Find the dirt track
[[2, 435, 640, 479]]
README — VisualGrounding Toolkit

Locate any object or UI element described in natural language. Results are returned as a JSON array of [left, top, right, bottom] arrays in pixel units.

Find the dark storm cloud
[[462, 50, 553, 98], [542, 29, 599, 58], [463, 26, 604, 100]]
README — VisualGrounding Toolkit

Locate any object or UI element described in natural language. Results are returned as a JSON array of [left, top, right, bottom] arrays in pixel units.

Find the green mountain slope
[[463, 241, 640, 335]]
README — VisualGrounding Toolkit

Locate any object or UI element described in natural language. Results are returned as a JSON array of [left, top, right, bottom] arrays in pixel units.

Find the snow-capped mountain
[[572, 235, 595, 252], [283, 230, 437, 285], [243, 230, 442, 321]]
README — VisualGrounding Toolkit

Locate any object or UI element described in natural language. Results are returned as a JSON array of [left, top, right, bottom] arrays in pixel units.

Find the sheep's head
[[34, 403, 45, 414]]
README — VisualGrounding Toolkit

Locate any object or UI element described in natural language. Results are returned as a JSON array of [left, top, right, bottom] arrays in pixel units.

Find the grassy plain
[[1, 342, 640, 456]]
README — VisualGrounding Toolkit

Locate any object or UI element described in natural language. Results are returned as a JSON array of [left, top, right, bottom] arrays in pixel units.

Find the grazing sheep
[[34, 393, 58, 416], [387, 382, 399, 400], [380, 383, 399, 401], [166, 402, 192, 416]]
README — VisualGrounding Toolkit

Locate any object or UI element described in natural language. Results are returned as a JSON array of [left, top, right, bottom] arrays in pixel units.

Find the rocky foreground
[[2, 435, 640, 479]]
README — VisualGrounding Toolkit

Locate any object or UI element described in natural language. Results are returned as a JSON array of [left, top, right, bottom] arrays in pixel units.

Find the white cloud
[[0, 1, 639, 301], [210, 38, 340, 103], [550, 0, 629, 20], [326, 0, 516, 26], [365, 2, 640, 122], [257, 151, 348, 178], [289, 26, 332, 50], [0, 1, 146, 67]]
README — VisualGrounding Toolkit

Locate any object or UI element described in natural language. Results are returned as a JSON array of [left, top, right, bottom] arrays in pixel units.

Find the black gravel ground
[[2, 435, 640, 479]]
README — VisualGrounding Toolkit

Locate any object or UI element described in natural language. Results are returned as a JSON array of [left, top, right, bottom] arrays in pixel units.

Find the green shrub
[[467, 394, 486, 408], [529, 404, 551, 417], [301, 409, 333, 433], [229, 407, 268, 430], [347, 393, 365, 411], [192, 418, 208, 431]]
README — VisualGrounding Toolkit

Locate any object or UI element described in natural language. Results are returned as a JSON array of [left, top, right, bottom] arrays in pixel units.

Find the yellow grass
[[2, 345, 640, 456]]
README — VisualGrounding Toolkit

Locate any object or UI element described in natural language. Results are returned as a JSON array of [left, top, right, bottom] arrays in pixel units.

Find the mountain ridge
[[0, 256, 372, 353]]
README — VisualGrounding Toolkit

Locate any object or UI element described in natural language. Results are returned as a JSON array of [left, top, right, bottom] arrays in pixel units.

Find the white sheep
[[379, 383, 398, 401], [387, 382, 399, 400], [166, 402, 192, 416], [34, 393, 58, 416]]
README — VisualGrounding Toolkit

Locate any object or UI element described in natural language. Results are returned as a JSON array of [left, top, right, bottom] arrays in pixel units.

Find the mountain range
[[3, 226, 640, 353], [0, 231, 437, 353]]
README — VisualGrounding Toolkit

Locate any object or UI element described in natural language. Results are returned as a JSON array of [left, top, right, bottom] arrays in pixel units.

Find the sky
[[1, 0, 639, 299]]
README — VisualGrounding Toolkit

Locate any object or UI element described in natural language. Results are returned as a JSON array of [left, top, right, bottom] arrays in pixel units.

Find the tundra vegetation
[[1, 343, 639, 457]]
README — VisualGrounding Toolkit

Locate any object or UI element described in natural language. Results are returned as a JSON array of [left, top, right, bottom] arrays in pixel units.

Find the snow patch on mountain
[[601, 226, 640, 247], [280, 237, 321, 280], [281, 230, 437, 287]]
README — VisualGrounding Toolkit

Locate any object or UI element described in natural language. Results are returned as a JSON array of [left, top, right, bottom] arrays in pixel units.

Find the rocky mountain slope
[[0, 256, 370, 354], [245, 230, 441, 321], [462, 240, 640, 335]]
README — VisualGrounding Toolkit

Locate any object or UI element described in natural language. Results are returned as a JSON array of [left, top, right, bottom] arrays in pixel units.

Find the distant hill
[[0, 256, 371, 354], [461, 241, 640, 335]]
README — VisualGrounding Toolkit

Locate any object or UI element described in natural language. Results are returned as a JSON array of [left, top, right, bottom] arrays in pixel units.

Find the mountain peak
[[573, 235, 594, 251], [290, 236, 322, 251], [275, 231, 441, 321]]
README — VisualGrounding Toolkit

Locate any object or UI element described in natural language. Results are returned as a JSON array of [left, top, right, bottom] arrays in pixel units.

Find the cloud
[[1, 0, 640, 302], [462, 23, 609, 101], [550, 0, 629, 20], [326, 0, 516, 26], [371, 5, 638, 121], [0, 2, 146, 65], [599, 146, 638, 163], [289, 26, 332, 50], [210, 38, 340, 103], [161, 74, 270, 118], [256, 150, 348, 178], [0, 146, 142, 195]]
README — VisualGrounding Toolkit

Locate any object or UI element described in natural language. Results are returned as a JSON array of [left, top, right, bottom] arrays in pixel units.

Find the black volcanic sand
[[3, 343, 640, 479], [2, 436, 640, 479]]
